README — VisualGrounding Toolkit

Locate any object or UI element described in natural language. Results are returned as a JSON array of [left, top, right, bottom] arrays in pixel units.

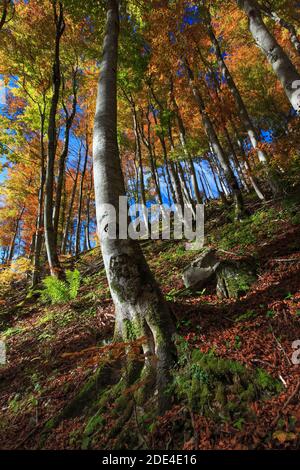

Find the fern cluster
[[41, 270, 81, 304]]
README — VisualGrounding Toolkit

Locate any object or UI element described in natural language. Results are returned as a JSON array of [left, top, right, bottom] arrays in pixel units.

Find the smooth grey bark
[[44, 0, 65, 277], [75, 136, 89, 257], [53, 69, 78, 247], [185, 60, 245, 219], [92, 0, 175, 412], [237, 0, 300, 111]]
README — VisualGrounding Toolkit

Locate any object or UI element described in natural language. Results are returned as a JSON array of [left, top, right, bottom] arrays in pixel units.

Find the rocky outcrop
[[182, 249, 257, 298], [182, 248, 220, 290]]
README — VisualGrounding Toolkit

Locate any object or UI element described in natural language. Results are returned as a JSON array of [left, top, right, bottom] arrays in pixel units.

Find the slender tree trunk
[[85, 170, 93, 251], [140, 110, 164, 206], [53, 70, 78, 246], [169, 77, 203, 204], [0, 0, 10, 31], [8, 206, 25, 262], [185, 60, 245, 219], [237, 0, 300, 111], [32, 104, 46, 287], [196, 164, 209, 200], [93, 0, 175, 412], [167, 122, 187, 211], [44, 1, 65, 277], [149, 86, 182, 209], [231, 119, 266, 200], [75, 136, 89, 257], [205, 15, 269, 161], [223, 125, 250, 192], [159, 133, 183, 209], [131, 103, 149, 231], [61, 146, 82, 254]]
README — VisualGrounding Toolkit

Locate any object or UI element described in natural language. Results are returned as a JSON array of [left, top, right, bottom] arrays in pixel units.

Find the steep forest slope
[[1, 198, 300, 450]]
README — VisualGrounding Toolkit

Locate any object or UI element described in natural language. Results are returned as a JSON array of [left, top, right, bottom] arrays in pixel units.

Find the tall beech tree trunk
[[237, 0, 300, 111], [93, 0, 175, 412], [185, 60, 245, 219], [44, 0, 65, 277], [32, 104, 47, 287]]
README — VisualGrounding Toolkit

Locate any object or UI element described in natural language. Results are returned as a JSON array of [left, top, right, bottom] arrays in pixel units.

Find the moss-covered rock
[[216, 259, 257, 299]]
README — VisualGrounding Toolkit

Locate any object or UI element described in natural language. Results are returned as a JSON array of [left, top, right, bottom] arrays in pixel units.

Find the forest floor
[[1, 195, 300, 450]]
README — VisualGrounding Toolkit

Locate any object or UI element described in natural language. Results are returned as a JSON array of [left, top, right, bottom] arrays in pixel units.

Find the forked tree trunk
[[32, 102, 47, 287], [93, 0, 175, 412], [237, 0, 300, 111], [44, 0, 65, 277]]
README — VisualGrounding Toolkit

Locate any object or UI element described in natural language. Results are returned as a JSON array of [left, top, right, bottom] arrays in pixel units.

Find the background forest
[[0, 0, 300, 451]]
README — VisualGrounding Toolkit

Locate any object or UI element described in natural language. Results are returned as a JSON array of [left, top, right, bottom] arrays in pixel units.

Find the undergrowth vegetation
[[40, 270, 81, 304]]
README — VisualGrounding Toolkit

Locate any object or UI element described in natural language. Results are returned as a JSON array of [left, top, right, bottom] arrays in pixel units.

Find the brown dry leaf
[[273, 431, 297, 443]]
